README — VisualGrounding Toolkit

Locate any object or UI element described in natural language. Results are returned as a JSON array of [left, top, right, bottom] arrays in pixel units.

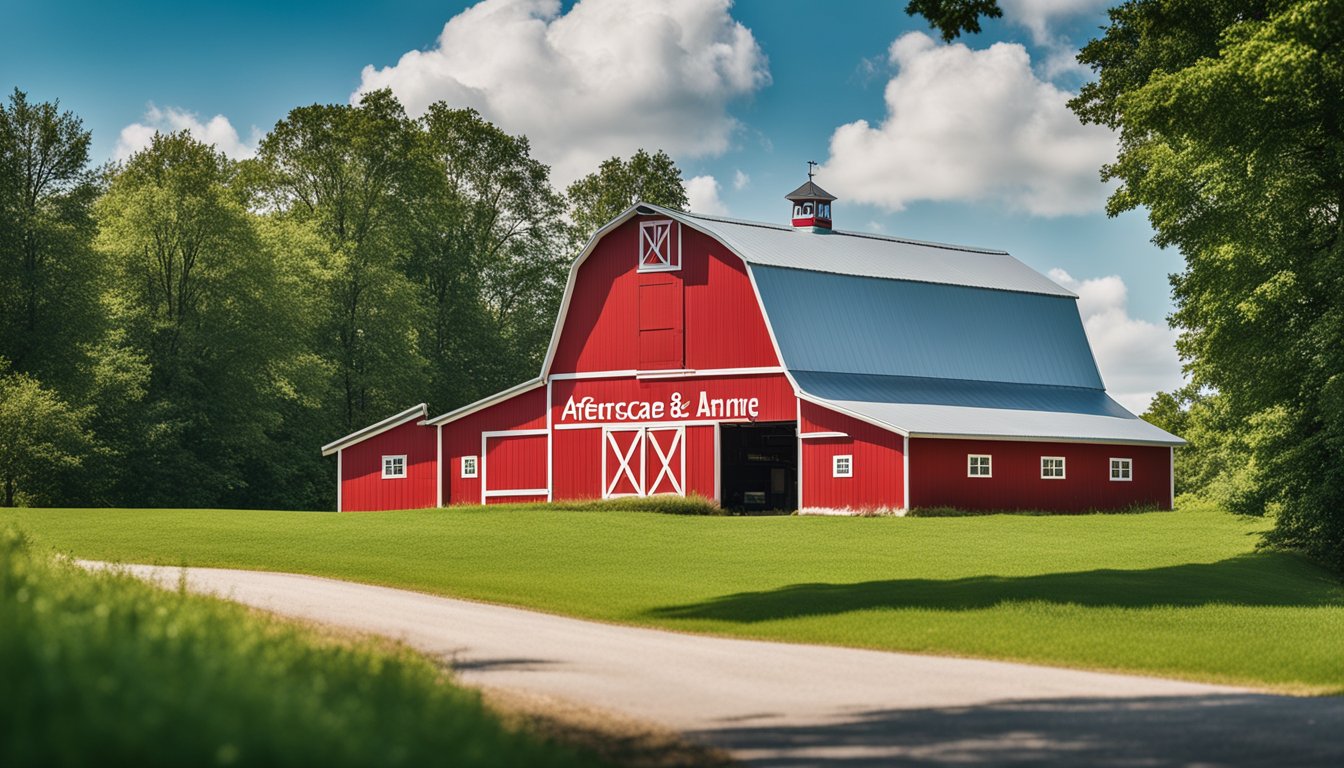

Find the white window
[[382, 455, 407, 479], [461, 455, 478, 479], [967, 454, 992, 478], [638, 220, 679, 272], [793, 204, 804, 218], [833, 454, 853, 478], [1041, 456, 1066, 479], [819, 203, 831, 219], [1110, 457, 1132, 482]]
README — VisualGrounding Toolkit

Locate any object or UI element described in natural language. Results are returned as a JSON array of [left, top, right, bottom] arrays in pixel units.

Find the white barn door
[[601, 425, 684, 498]]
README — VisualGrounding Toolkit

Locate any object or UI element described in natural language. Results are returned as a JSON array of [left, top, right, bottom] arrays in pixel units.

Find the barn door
[[602, 427, 644, 498], [638, 277, 683, 370], [602, 426, 685, 498], [645, 427, 684, 496]]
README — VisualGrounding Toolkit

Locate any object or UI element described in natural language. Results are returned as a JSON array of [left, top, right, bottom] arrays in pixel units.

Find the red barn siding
[[685, 426, 716, 501], [340, 420, 437, 512], [550, 217, 778, 374], [800, 402, 905, 510], [552, 428, 603, 501], [485, 433, 548, 495], [442, 386, 546, 506], [909, 438, 1171, 511]]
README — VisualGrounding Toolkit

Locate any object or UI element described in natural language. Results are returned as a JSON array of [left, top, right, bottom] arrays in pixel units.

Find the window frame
[[381, 454, 407, 480], [1110, 457, 1133, 482], [967, 454, 992, 478], [1040, 456, 1066, 480], [637, 220, 680, 273], [461, 455, 478, 479], [833, 454, 853, 478]]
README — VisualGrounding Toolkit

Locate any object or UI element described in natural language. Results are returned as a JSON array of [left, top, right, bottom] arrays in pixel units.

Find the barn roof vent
[[786, 161, 836, 233]]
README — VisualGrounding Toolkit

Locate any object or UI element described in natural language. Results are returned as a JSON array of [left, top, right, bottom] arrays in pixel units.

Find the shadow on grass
[[690, 694, 1344, 766], [648, 554, 1344, 622]]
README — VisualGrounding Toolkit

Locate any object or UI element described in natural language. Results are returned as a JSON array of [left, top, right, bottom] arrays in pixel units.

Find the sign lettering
[[560, 391, 760, 424]]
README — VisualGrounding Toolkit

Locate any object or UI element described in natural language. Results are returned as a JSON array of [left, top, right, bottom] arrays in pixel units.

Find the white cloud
[[1049, 268, 1184, 412], [685, 174, 727, 215], [115, 105, 259, 161], [820, 32, 1115, 217], [354, 0, 769, 186], [999, 0, 1107, 46], [732, 169, 750, 191]]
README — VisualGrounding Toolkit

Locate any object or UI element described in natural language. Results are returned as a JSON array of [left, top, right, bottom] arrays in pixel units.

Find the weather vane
[[807, 160, 818, 181]]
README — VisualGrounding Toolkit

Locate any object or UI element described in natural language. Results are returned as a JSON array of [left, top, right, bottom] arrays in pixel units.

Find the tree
[[407, 106, 570, 408], [0, 364, 92, 506], [94, 131, 300, 506], [903, 0, 1003, 41], [1070, 0, 1344, 568], [256, 89, 427, 432], [566, 149, 689, 239], [0, 89, 103, 393]]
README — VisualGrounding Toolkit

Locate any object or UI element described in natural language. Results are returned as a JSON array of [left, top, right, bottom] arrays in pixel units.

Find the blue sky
[[1, 0, 1183, 409]]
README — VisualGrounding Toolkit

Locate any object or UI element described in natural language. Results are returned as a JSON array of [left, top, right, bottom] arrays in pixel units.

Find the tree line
[[0, 88, 687, 511]]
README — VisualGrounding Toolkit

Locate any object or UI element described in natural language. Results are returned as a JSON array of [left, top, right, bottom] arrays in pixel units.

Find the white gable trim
[[423, 378, 544, 426], [320, 403, 427, 456]]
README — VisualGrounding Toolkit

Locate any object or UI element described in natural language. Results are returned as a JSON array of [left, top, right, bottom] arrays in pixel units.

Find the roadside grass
[[4, 499, 1343, 695], [0, 526, 599, 768]]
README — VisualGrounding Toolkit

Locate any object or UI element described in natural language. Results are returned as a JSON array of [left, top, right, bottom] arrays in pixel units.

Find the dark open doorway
[[719, 422, 798, 513]]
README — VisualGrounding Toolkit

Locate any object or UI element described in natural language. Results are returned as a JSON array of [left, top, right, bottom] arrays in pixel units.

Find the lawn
[[0, 526, 598, 767], [4, 500, 1343, 695]]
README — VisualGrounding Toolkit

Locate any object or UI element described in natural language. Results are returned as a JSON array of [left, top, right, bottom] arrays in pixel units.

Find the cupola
[[786, 161, 837, 233]]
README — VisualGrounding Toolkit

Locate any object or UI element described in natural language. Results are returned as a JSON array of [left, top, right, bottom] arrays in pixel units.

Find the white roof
[[644, 205, 1075, 298], [320, 403, 427, 456]]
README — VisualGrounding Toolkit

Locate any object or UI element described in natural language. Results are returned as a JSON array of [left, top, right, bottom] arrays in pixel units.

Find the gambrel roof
[[536, 203, 1182, 446]]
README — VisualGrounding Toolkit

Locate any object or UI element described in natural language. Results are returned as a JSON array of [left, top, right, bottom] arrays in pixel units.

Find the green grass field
[[0, 526, 597, 767], [5, 500, 1343, 694]]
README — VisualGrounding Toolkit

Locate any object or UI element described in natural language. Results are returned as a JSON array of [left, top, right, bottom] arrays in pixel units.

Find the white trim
[[321, 403, 428, 456], [967, 453, 992, 478], [799, 431, 848, 440], [480, 432, 487, 505], [546, 379, 554, 502], [602, 427, 646, 498], [424, 379, 544, 426], [548, 366, 785, 382], [483, 488, 548, 498], [908, 431, 1184, 447], [381, 454, 408, 480], [1169, 446, 1175, 509], [1040, 456, 1066, 479], [796, 392, 908, 437], [479, 429, 547, 503], [1109, 456, 1133, 482], [714, 422, 722, 505], [646, 426, 686, 496], [796, 399, 803, 510], [832, 454, 853, 478], [436, 425, 443, 506], [336, 449, 343, 512], [461, 455, 478, 479], [902, 435, 909, 510], [482, 428, 549, 437], [555, 418, 750, 431]]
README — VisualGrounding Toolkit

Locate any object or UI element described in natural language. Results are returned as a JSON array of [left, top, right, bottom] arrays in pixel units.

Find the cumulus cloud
[[999, 0, 1105, 80], [115, 105, 259, 161], [732, 169, 750, 191], [354, 0, 769, 186], [685, 174, 728, 215], [1050, 269, 1184, 412], [820, 32, 1115, 217]]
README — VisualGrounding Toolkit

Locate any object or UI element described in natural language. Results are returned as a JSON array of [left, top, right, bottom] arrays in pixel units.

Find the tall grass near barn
[[0, 526, 594, 768]]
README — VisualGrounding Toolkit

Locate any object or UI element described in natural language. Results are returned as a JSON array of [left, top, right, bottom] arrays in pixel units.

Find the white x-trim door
[[602, 427, 645, 498], [645, 427, 685, 496]]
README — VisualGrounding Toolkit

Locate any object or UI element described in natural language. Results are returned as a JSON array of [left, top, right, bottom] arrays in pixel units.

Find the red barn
[[321, 178, 1182, 513]]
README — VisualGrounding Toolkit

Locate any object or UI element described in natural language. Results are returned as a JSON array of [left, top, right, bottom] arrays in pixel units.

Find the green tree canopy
[[0, 364, 92, 506], [566, 149, 689, 239]]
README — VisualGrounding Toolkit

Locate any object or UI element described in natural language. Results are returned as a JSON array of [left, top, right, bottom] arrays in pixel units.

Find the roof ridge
[[750, 262, 1076, 300], [670, 206, 1009, 256]]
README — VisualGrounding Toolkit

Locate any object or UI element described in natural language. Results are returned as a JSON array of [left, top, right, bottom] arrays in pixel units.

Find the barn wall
[[550, 217, 779, 374], [909, 438, 1171, 511], [340, 420, 437, 512], [442, 386, 547, 506], [485, 433, 548, 495], [552, 428, 603, 501], [799, 402, 905, 510]]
